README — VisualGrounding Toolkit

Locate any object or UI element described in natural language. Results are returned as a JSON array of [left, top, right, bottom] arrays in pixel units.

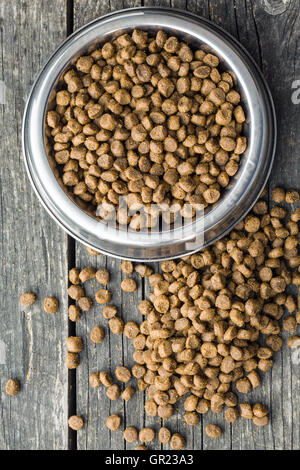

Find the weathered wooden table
[[0, 0, 299, 450]]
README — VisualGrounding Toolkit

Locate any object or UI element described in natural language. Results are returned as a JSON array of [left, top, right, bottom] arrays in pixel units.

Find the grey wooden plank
[[0, 0, 69, 450], [231, 0, 300, 450], [73, 0, 145, 451]]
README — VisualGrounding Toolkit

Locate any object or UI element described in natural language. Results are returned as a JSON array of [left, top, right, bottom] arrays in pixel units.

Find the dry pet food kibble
[[106, 414, 121, 431], [121, 385, 136, 401], [90, 325, 105, 343], [47, 29, 248, 228], [89, 372, 101, 388], [20, 292, 36, 306], [66, 352, 80, 369], [158, 427, 171, 444], [139, 427, 155, 443], [68, 415, 84, 431], [205, 424, 222, 439], [123, 427, 138, 443], [5, 379, 20, 396], [170, 433, 185, 450], [66, 336, 83, 353], [95, 289, 112, 304], [43, 296, 59, 313], [68, 304, 80, 322], [121, 278, 137, 293], [115, 366, 131, 383]]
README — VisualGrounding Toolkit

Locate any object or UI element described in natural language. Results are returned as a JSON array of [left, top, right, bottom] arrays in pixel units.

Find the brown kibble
[[78, 296, 93, 311], [68, 415, 84, 431], [115, 366, 131, 383], [95, 289, 112, 304], [139, 427, 155, 443], [283, 315, 297, 332], [68, 305, 80, 322], [6, 379, 20, 396], [90, 326, 105, 343], [253, 403, 268, 418], [170, 433, 185, 450], [79, 266, 96, 283], [205, 424, 222, 439], [106, 384, 120, 400], [124, 321, 140, 339], [69, 268, 80, 285], [123, 427, 138, 442], [106, 414, 121, 431], [109, 317, 124, 334], [272, 187, 285, 203], [240, 403, 253, 419], [96, 268, 110, 285], [224, 407, 239, 423], [68, 285, 84, 300], [135, 445, 148, 450], [253, 415, 269, 427], [236, 378, 251, 394], [66, 352, 80, 369], [287, 335, 300, 349], [121, 260, 133, 274], [286, 190, 300, 204], [89, 372, 101, 388], [43, 296, 59, 314], [67, 336, 83, 353], [184, 411, 200, 426], [99, 371, 113, 387], [158, 427, 171, 444], [122, 385, 136, 401], [121, 278, 137, 293], [103, 304, 118, 319], [20, 292, 36, 307]]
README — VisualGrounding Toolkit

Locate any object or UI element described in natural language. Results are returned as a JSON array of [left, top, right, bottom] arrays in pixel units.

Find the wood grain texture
[[0, 0, 69, 450]]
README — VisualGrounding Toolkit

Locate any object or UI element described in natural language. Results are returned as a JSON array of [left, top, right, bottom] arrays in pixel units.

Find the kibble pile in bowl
[[46, 29, 247, 228]]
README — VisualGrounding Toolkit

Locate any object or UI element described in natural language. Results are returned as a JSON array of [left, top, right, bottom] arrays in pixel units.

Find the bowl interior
[[24, 8, 275, 260]]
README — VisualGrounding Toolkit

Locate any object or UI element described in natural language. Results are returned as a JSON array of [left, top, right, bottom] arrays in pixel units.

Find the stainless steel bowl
[[23, 7, 276, 261]]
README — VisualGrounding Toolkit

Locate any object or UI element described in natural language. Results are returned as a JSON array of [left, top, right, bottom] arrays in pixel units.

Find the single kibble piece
[[123, 426, 138, 443], [20, 292, 36, 307], [68, 285, 84, 300], [68, 305, 80, 322], [6, 379, 20, 396], [99, 371, 113, 387], [272, 187, 285, 203], [106, 414, 121, 431], [66, 352, 80, 369], [121, 260, 133, 274], [124, 321, 140, 339], [66, 336, 83, 353], [253, 403, 269, 418], [106, 384, 120, 400], [89, 372, 101, 388], [240, 403, 253, 419], [136, 445, 148, 450], [287, 335, 300, 349], [102, 304, 118, 319], [205, 424, 222, 439], [253, 415, 269, 427], [121, 385, 136, 401], [224, 407, 239, 423], [115, 366, 131, 383], [85, 246, 100, 256], [121, 278, 137, 293], [79, 266, 96, 283], [43, 296, 59, 314], [139, 427, 155, 443], [109, 317, 124, 334], [69, 268, 80, 285], [96, 268, 110, 285], [78, 296, 93, 311], [68, 415, 84, 431], [286, 189, 300, 204], [90, 326, 105, 343], [170, 433, 185, 450], [95, 289, 112, 304], [158, 427, 171, 444]]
